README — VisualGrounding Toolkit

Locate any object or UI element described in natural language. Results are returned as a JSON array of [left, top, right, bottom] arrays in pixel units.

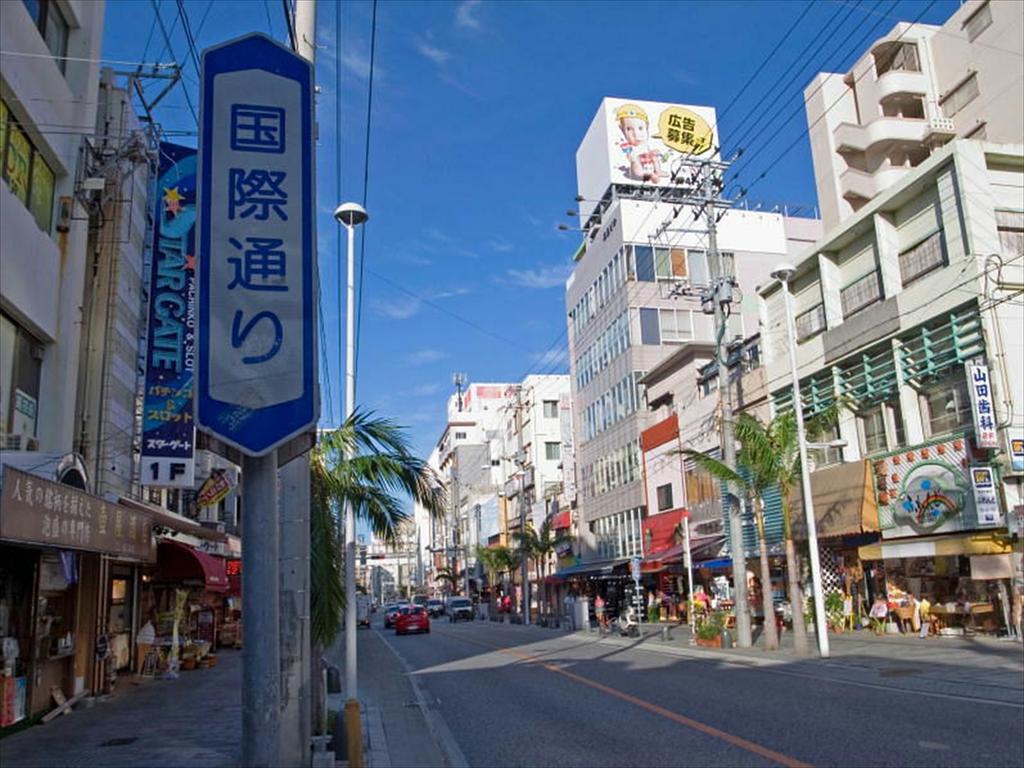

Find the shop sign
[[197, 469, 233, 508], [141, 142, 197, 487], [965, 362, 998, 449], [1010, 437, 1024, 473], [11, 389, 37, 438], [196, 538, 228, 557], [0, 466, 156, 562], [970, 466, 1003, 528]]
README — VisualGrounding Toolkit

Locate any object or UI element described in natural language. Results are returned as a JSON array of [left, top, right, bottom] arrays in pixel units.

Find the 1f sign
[[197, 34, 318, 456]]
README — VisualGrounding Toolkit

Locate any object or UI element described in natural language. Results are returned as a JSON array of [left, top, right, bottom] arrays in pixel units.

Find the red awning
[[552, 510, 571, 530], [157, 540, 229, 593]]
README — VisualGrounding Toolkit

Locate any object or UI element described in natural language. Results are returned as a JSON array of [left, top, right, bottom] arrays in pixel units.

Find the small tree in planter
[[695, 611, 726, 648]]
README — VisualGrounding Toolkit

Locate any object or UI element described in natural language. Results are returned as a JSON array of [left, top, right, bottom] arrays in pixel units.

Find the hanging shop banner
[[965, 361, 998, 449], [0, 466, 156, 561], [1010, 437, 1024, 473], [197, 469, 233, 508], [970, 466, 1003, 528], [140, 142, 197, 487]]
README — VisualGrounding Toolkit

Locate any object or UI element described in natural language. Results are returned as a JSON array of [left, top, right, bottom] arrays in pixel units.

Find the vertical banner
[[966, 361, 998, 449], [970, 466, 1002, 527], [140, 142, 197, 487], [559, 393, 576, 503]]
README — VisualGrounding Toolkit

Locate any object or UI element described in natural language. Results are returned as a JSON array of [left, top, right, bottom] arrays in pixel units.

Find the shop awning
[[552, 510, 571, 530], [156, 540, 229, 592], [119, 496, 228, 543], [694, 557, 734, 571], [858, 532, 1013, 561], [551, 558, 628, 580], [790, 460, 879, 540]]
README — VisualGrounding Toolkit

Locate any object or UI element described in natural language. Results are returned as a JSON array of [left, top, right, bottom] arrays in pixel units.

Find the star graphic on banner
[[164, 186, 184, 216], [185, 253, 196, 272]]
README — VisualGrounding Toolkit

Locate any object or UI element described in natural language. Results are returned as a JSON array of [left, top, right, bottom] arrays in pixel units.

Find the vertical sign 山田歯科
[[966, 361, 998, 450], [196, 34, 317, 455], [141, 143, 197, 487]]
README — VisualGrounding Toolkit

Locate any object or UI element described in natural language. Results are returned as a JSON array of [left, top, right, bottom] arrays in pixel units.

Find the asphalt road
[[371, 616, 1024, 768]]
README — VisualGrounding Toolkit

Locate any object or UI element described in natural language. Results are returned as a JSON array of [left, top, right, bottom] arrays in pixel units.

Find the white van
[[357, 594, 372, 628]]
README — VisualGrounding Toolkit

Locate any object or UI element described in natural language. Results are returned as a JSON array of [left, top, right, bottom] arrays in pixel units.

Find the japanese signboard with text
[[141, 143, 198, 487], [197, 34, 317, 455], [0, 466, 156, 561], [970, 465, 1003, 527], [966, 361, 998, 449]]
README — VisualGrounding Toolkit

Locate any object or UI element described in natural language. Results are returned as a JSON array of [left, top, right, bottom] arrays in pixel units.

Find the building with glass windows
[[563, 97, 821, 571]]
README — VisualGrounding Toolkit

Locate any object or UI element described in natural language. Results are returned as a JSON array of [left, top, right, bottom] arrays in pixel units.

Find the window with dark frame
[[795, 303, 827, 341], [542, 400, 558, 418], [1, 97, 56, 233], [922, 375, 973, 437], [841, 271, 883, 319], [899, 230, 946, 287], [21, 0, 69, 73], [656, 483, 673, 512], [544, 442, 561, 461]]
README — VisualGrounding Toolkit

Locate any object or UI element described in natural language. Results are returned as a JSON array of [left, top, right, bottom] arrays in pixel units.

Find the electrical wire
[[354, 0, 379, 392], [148, 0, 198, 126]]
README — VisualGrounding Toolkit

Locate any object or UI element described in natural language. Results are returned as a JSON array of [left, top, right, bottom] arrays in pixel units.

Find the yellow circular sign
[[657, 107, 713, 155]]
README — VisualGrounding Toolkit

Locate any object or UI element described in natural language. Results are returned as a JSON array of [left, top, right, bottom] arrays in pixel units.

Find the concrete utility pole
[[701, 161, 752, 649], [515, 387, 531, 625], [279, 3, 316, 765]]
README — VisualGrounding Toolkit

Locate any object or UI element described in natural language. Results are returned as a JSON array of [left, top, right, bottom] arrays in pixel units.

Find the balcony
[[875, 69, 928, 103], [834, 118, 929, 152], [839, 165, 911, 202]]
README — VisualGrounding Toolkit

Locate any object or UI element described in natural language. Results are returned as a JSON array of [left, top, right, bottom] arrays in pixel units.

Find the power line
[[334, 0, 343, 425], [148, 0, 198, 126], [174, 0, 203, 80], [355, 0, 379, 394], [281, 0, 297, 52]]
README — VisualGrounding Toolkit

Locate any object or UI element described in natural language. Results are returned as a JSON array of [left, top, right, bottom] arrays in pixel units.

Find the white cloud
[[455, 0, 483, 30], [505, 264, 573, 289], [340, 50, 374, 80], [407, 382, 443, 397], [414, 37, 451, 66], [370, 297, 421, 320], [406, 348, 448, 366], [532, 347, 569, 370], [488, 237, 514, 253]]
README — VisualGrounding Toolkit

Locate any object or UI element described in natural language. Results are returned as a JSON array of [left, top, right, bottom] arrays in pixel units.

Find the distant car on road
[[426, 598, 445, 617], [357, 594, 372, 628], [412, 595, 429, 609], [395, 606, 431, 635], [384, 602, 409, 629], [447, 597, 473, 622]]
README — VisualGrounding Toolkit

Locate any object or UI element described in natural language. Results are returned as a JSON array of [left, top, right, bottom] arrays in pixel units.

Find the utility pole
[[515, 386, 531, 625], [700, 160, 752, 649], [280, 3, 315, 765]]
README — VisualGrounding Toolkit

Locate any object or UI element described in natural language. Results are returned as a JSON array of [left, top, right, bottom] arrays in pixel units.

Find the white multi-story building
[[2, 0, 105, 462], [805, 0, 1023, 230], [566, 97, 821, 567]]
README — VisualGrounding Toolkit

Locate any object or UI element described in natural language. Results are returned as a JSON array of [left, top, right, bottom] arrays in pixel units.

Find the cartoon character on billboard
[[615, 103, 664, 184]]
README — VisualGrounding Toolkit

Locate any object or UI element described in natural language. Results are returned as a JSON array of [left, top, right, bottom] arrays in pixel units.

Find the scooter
[[617, 605, 640, 638]]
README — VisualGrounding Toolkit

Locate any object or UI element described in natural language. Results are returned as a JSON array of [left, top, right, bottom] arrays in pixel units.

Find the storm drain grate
[[100, 737, 139, 747]]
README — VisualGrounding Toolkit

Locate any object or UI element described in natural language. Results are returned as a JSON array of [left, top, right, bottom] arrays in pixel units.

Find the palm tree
[[685, 407, 838, 655], [433, 566, 460, 594], [513, 517, 571, 619], [309, 410, 446, 729]]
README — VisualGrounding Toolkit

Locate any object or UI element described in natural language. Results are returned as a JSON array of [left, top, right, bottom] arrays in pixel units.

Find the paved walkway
[[0, 651, 243, 768]]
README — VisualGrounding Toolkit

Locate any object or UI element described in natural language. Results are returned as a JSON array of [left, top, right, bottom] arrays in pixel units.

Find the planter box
[[695, 636, 722, 649]]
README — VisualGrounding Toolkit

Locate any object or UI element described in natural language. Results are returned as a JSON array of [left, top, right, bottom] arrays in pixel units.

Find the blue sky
[[104, 0, 959, 460]]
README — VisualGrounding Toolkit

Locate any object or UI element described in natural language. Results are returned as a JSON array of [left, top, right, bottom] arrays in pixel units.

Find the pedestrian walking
[[595, 594, 606, 631]]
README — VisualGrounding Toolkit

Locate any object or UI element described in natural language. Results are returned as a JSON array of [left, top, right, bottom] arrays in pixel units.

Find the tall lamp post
[[772, 263, 831, 659], [334, 202, 368, 733]]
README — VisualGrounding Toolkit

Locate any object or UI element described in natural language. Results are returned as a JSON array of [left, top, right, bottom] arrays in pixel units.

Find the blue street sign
[[196, 34, 317, 456]]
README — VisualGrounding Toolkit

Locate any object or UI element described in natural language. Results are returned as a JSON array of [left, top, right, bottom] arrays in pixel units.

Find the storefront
[[0, 465, 155, 724]]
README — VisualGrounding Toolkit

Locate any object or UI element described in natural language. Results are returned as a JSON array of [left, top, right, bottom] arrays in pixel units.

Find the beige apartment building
[[806, 0, 1024, 231]]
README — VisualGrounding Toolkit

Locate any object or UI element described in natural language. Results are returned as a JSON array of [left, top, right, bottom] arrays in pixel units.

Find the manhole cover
[[100, 737, 139, 747], [879, 668, 920, 678]]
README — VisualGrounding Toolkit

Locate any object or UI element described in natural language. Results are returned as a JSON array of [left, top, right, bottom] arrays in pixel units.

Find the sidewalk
[[0, 650, 243, 768], [565, 620, 1024, 705]]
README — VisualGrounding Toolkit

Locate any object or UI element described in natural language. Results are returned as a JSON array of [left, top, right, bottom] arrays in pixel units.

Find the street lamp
[[772, 262, 832, 658], [334, 201, 368, 700]]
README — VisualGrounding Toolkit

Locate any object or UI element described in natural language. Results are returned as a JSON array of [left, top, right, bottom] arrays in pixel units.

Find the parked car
[[383, 602, 408, 629], [426, 598, 445, 617], [394, 606, 431, 635], [447, 597, 473, 622]]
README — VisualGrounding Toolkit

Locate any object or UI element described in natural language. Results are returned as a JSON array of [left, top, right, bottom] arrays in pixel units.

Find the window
[[963, 1, 992, 41], [941, 74, 980, 118], [0, 312, 43, 441], [795, 304, 827, 341], [542, 400, 558, 418], [544, 442, 561, 460], [997, 210, 1024, 258], [899, 230, 946, 286], [639, 307, 660, 344], [454, 431, 467, 440], [653, 247, 687, 280], [658, 308, 693, 342], [687, 249, 708, 285], [841, 271, 883, 318], [860, 406, 888, 454], [808, 425, 843, 469], [922, 375, 973, 436], [634, 245, 655, 282], [0, 98, 57, 233], [656, 483, 673, 512], [875, 42, 921, 77], [21, 0, 68, 72]]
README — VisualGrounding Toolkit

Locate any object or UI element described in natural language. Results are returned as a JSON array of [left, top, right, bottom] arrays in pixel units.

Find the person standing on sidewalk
[[595, 594, 607, 631]]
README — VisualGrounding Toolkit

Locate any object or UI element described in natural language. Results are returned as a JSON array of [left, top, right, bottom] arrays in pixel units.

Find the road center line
[[440, 627, 811, 768]]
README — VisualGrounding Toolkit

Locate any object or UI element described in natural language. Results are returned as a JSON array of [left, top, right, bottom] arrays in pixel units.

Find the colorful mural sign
[[140, 142, 197, 487], [873, 437, 996, 539]]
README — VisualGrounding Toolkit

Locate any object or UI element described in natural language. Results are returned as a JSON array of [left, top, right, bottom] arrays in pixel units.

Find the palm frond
[[682, 448, 745, 487]]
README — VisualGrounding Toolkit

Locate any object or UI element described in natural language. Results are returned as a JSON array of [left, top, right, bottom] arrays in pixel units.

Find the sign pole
[[242, 450, 281, 767]]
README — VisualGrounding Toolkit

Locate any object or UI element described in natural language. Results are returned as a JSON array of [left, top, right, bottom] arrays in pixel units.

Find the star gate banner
[[140, 142, 197, 487]]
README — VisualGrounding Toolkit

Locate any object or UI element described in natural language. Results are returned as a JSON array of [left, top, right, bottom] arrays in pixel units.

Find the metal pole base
[[345, 698, 363, 768]]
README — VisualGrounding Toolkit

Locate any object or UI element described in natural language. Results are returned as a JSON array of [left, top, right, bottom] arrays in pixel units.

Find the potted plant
[[695, 611, 726, 648], [647, 604, 661, 624]]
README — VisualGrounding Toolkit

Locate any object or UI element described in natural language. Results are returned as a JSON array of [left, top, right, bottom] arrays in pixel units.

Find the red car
[[394, 606, 430, 635]]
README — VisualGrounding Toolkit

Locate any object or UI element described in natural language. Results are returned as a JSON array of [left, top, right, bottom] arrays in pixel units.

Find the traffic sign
[[630, 556, 642, 582], [196, 33, 318, 456]]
